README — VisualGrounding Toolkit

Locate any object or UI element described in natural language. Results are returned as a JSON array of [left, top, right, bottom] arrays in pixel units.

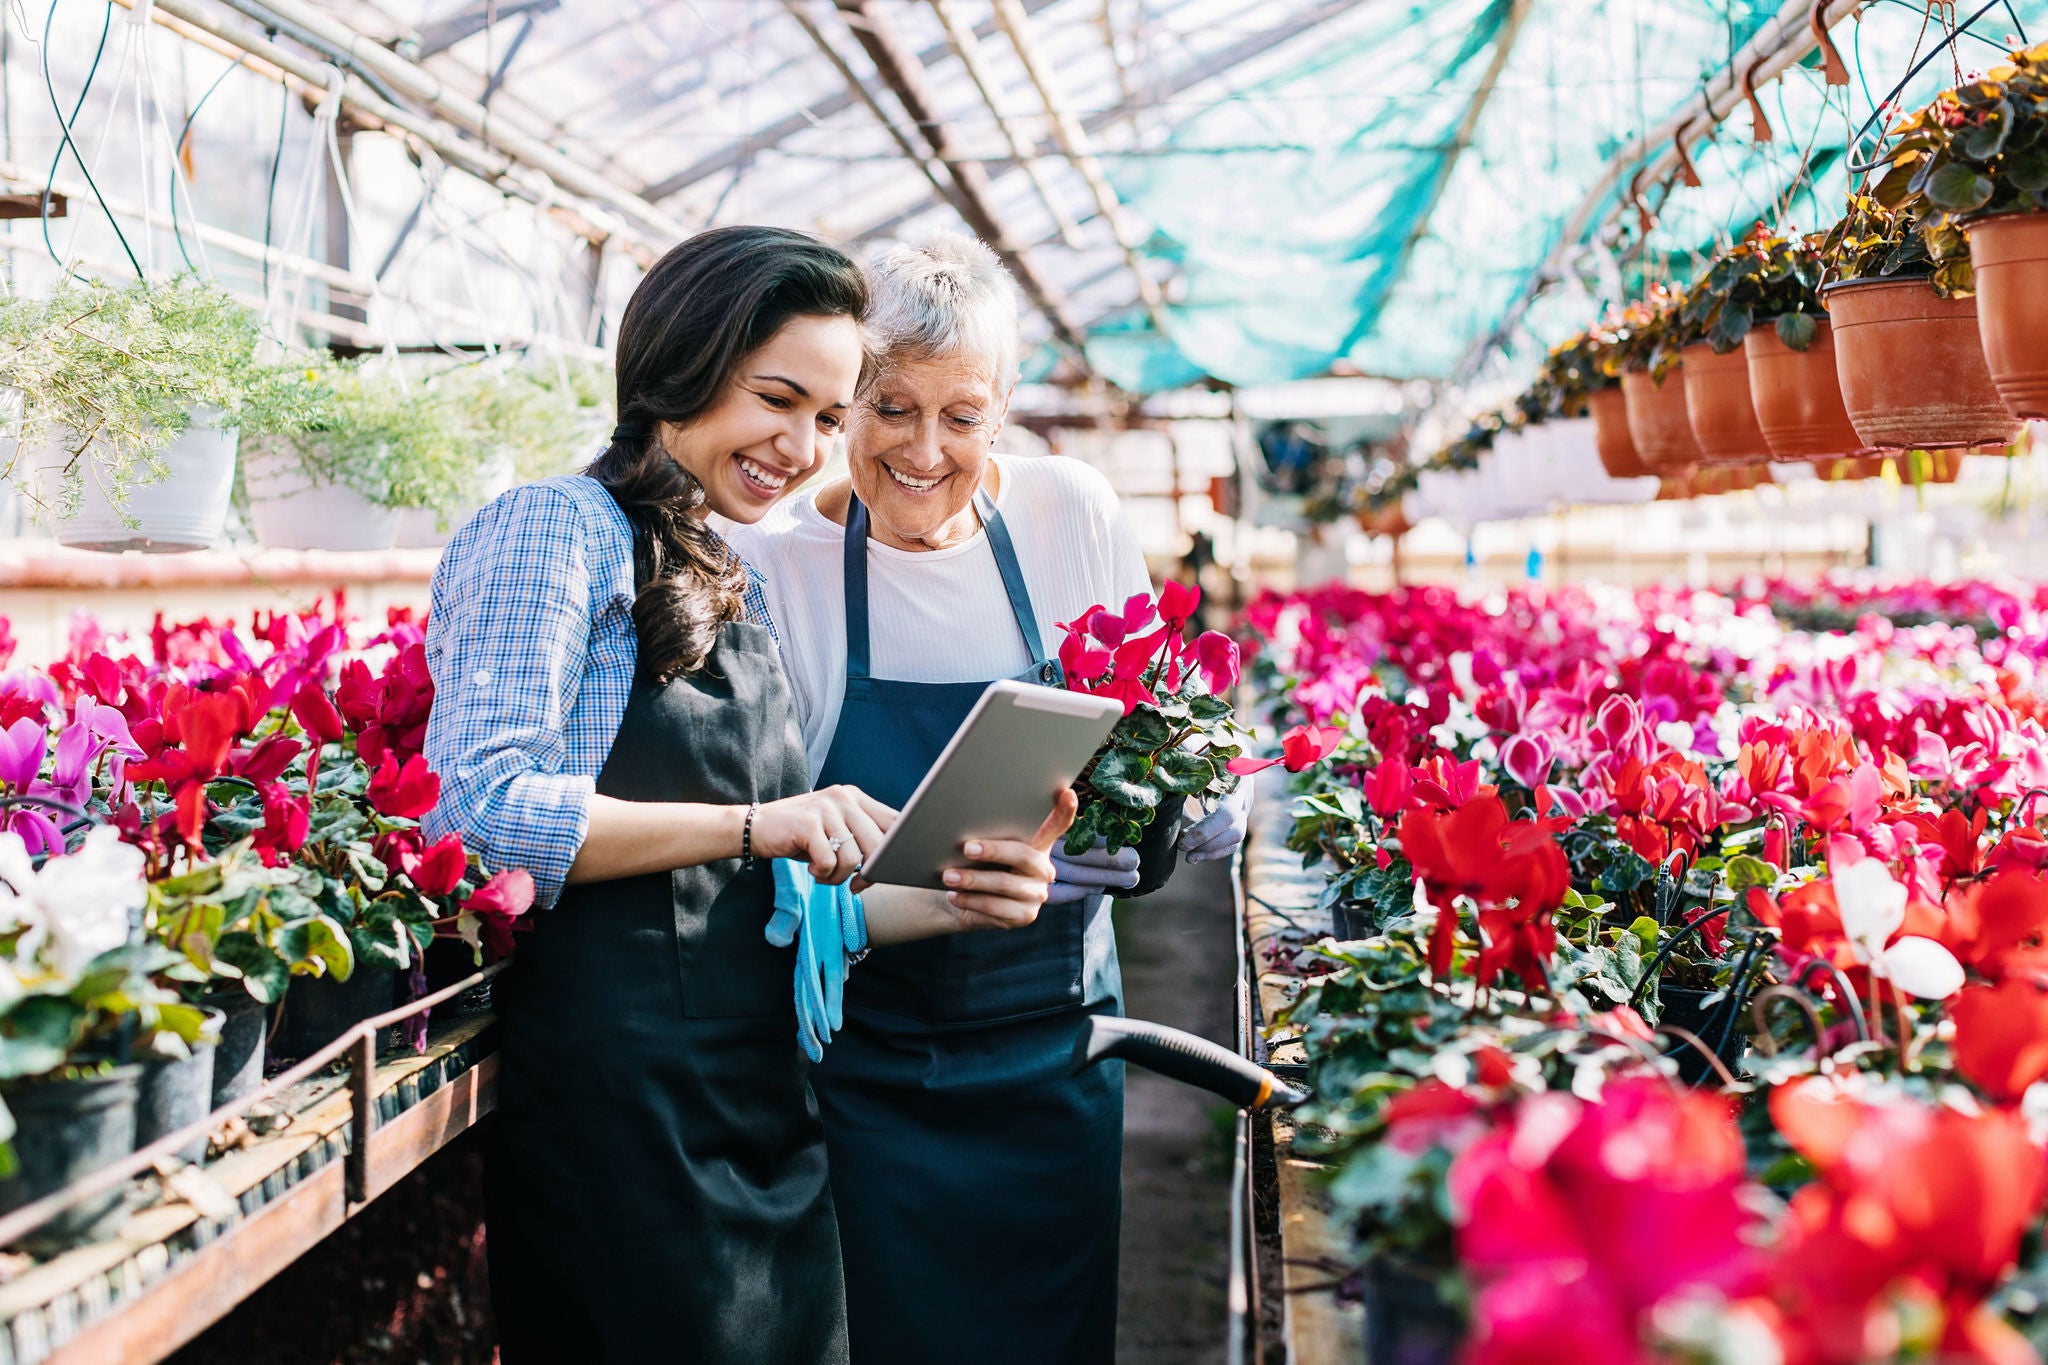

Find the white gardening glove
[[1179, 783, 1253, 864], [1047, 837, 1141, 905]]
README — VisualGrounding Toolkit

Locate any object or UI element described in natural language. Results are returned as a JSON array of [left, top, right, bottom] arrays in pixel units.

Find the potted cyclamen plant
[[1056, 581, 1338, 895], [1544, 325, 1645, 479], [1817, 194, 2021, 451], [1056, 582, 1244, 895], [0, 827, 212, 1248], [1868, 41, 2048, 418]]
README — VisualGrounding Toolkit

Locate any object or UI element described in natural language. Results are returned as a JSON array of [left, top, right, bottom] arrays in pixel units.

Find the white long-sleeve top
[[725, 453, 1152, 779]]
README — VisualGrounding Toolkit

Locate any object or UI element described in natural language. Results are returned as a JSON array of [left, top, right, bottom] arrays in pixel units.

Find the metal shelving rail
[[0, 965, 505, 1365], [1239, 778, 1364, 1364]]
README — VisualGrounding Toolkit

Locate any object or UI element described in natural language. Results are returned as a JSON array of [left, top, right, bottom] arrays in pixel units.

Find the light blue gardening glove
[[1048, 838, 1141, 905], [1180, 783, 1254, 864], [769, 859, 868, 1062]]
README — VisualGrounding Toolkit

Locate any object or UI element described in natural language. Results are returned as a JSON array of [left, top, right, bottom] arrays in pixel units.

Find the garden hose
[[1071, 1015, 1307, 1112]]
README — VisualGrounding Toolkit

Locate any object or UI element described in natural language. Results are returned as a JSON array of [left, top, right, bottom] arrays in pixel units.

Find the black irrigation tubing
[[1627, 899, 1735, 1007], [1844, 0, 2012, 176], [1793, 955, 1873, 1042], [1701, 932, 1771, 1062]]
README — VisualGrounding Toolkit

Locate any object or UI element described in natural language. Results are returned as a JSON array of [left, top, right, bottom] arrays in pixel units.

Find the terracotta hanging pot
[[1354, 504, 1412, 538], [1824, 278, 2022, 452], [1965, 213, 2048, 420], [1621, 365, 1701, 475], [1682, 341, 1772, 466], [1744, 318, 1863, 461], [1587, 386, 1647, 478]]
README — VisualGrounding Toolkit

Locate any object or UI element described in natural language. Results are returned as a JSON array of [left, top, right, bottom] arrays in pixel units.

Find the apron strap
[[974, 488, 1052, 670], [841, 485, 1053, 682]]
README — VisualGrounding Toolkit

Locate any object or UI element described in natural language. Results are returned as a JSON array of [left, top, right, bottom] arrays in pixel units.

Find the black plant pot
[[422, 938, 493, 1018], [1125, 796, 1190, 900], [206, 988, 267, 1111], [0, 1065, 143, 1252], [135, 1009, 223, 1164], [1657, 985, 1745, 1085], [1361, 1259, 1463, 1365], [1332, 899, 1378, 941], [277, 967, 398, 1063]]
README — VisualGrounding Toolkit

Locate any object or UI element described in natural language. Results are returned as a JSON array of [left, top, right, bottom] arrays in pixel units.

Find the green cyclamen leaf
[[1152, 748, 1216, 796], [1926, 162, 1995, 213]]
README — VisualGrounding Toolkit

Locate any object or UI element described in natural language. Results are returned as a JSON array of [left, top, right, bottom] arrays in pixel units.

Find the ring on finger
[[827, 835, 850, 851]]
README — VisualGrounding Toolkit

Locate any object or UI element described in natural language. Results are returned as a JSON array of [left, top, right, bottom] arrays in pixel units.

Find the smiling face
[[845, 354, 1012, 552], [659, 312, 864, 524]]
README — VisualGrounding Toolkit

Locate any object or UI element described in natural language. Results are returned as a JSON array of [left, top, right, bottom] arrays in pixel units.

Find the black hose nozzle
[[1070, 1015, 1307, 1111]]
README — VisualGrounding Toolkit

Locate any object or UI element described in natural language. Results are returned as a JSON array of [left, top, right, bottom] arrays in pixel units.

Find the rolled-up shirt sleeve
[[424, 482, 612, 907]]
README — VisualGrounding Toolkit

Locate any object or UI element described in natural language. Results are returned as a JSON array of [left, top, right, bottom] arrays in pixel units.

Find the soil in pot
[[1361, 1258, 1465, 1365], [1966, 212, 2048, 420], [1620, 366, 1702, 475], [276, 967, 399, 1063], [1745, 319, 1863, 460], [0, 1064, 143, 1251], [1588, 385, 1647, 478], [207, 989, 268, 1110], [135, 1010, 223, 1165], [242, 435, 402, 551], [1681, 342, 1772, 466], [1825, 278, 2022, 452]]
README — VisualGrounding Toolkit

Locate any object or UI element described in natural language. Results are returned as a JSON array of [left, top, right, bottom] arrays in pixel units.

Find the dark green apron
[[811, 491, 1123, 1365], [485, 619, 848, 1364]]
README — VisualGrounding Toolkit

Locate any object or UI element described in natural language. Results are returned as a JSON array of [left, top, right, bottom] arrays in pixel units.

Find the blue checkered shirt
[[422, 473, 777, 908]]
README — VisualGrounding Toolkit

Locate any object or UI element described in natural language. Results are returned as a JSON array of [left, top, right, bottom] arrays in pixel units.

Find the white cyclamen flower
[[29, 827, 142, 976], [1833, 858, 1964, 1000]]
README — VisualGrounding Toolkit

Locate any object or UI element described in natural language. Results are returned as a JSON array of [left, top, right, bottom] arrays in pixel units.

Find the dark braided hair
[[587, 226, 868, 683]]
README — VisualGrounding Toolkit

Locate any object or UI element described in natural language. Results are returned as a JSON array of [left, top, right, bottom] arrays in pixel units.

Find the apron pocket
[[673, 866, 796, 1018]]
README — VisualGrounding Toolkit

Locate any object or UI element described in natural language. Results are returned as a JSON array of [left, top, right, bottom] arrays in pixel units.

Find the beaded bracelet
[[741, 801, 760, 868]]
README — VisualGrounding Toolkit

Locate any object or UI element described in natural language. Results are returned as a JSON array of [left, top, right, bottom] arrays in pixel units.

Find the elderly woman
[[728, 232, 1250, 1364]]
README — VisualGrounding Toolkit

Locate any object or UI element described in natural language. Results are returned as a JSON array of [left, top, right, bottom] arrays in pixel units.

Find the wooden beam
[[789, 0, 1091, 361]]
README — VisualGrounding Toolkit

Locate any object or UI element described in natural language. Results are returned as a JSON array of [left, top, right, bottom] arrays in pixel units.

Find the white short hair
[[864, 231, 1020, 390]]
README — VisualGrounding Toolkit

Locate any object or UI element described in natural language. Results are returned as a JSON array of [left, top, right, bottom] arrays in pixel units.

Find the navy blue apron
[[811, 489, 1123, 1365]]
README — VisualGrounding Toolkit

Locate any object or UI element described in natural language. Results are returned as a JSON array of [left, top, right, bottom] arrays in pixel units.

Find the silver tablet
[[859, 679, 1124, 890]]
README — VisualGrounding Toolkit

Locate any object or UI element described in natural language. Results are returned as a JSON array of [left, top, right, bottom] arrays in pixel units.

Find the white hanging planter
[[24, 406, 239, 554], [391, 447, 516, 549], [242, 435, 401, 551]]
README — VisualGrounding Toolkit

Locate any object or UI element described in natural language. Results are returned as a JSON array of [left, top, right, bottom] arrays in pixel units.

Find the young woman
[[422, 226, 1072, 1364]]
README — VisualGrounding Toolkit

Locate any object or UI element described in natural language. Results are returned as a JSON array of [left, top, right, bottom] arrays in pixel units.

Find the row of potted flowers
[[0, 602, 531, 1249], [1238, 574, 2048, 1363], [0, 275, 611, 554], [1367, 38, 2048, 527]]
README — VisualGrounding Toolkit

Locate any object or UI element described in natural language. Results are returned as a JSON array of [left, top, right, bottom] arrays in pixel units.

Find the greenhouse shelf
[[0, 1007, 498, 1365], [1242, 781, 1364, 1365]]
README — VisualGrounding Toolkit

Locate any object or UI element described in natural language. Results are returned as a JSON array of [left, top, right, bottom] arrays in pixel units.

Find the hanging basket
[[1823, 278, 2021, 452], [1621, 366, 1702, 475], [1744, 318, 1863, 461], [1588, 386, 1647, 478], [243, 435, 402, 552], [1965, 212, 2048, 421], [1681, 342, 1771, 466], [25, 407, 238, 553]]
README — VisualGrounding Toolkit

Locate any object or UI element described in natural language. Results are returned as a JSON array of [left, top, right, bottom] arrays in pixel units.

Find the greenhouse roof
[[29, 0, 2048, 398]]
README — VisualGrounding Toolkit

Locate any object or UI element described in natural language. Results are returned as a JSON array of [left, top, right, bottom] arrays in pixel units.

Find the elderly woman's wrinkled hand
[[940, 788, 1077, 930]]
